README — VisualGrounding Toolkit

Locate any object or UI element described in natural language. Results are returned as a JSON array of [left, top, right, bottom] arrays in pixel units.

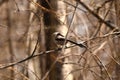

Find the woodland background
[[0, 0, 120, 80]]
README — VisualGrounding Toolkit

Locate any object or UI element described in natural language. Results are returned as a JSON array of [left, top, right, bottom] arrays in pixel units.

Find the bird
[[53, 32, 87, 48], [53, 32, 67, 47]]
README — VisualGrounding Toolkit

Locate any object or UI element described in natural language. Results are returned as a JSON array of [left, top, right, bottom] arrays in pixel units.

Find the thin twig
[[91, 41, 112, 80], [62, 2, 78, 50], [76, 0, 117, 30]]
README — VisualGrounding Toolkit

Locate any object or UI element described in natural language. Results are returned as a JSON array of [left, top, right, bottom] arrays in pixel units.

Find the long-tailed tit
[[53, 32, 66, 47], [53, 32, 87, 48]]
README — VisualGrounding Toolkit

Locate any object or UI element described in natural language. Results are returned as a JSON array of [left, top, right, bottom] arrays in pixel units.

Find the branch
[[1, 30, 120, 69], [0, 48, 60, 69], [75, 0, 117, 30]]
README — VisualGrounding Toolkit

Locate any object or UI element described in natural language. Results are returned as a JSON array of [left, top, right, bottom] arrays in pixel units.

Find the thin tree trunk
[[6, 1, 14, 79], [114, 0, 120, 80], [27, 0, 42, 80]]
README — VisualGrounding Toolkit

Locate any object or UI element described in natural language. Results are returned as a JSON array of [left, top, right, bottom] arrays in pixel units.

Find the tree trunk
[[41, 0, 70, 80]]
